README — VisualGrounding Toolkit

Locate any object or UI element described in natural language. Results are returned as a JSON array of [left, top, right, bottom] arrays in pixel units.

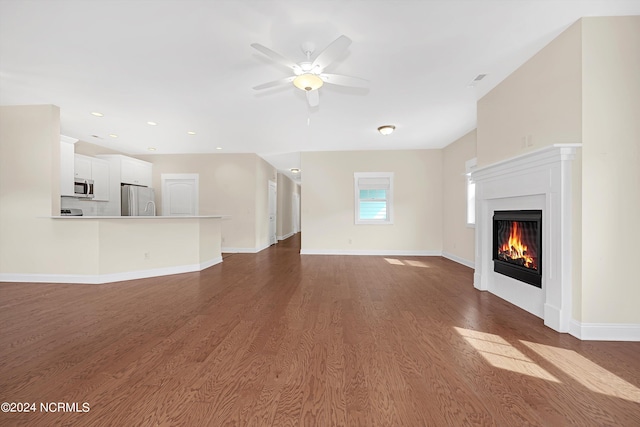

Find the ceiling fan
[[251, 35, 368, 107]]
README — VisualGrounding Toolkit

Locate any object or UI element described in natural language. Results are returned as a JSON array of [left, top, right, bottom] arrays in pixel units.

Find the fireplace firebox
[[492, 210, 542, 288]]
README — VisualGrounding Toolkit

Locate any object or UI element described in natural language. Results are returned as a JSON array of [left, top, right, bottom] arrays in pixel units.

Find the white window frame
[[354, 172, 394, 225], [465, 158, 477, 227]]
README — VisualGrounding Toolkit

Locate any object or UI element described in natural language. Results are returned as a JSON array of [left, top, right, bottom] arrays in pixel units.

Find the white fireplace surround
[[472, 144, 580, 334]]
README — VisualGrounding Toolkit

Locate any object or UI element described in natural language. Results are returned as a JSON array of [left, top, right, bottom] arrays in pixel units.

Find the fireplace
[[493, 210, 542, 288], [473, 145, 579, 334]]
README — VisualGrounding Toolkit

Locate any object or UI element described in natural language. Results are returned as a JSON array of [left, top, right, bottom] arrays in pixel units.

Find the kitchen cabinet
[[91, 160, 110, 201], [74, 154, 92, 179], [74, 154, 110, 201], [120, 156, 152, 187], [60, 136, 77, 197]]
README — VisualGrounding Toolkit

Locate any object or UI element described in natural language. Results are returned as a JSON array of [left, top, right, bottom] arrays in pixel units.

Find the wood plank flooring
[[1, 234, 639, 426]]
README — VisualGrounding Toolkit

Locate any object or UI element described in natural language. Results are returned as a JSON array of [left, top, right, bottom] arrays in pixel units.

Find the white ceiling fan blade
[[252, 76, 295, 90], [311, 35, 352, 71], [251, 43, 300, 72], [306, 90, 319, 107], [320, 73, 369, 89]]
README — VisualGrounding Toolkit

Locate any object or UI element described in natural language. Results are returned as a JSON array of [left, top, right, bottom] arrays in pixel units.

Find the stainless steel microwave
[[74, 178, 94, 199]]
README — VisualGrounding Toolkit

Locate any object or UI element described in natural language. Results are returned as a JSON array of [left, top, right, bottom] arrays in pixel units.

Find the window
[[354, 172, 393, 224], [465, 158, 477, 227]]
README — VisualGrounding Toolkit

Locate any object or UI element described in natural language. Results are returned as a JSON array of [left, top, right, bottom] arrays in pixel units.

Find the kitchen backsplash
[[61, 197, 112, 216]]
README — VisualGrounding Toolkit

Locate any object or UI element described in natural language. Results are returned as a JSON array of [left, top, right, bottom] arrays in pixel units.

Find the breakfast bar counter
[[37, 215, 227, 284]]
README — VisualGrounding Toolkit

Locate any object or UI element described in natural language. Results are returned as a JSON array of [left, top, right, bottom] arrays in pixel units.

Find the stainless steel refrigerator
[[121, 184, 156, 216]]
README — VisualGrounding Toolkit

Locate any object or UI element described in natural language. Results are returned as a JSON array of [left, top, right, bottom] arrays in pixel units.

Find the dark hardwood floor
[[1, 234, 639, 426]]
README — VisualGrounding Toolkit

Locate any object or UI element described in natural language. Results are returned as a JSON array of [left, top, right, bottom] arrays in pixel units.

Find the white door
[[268, 180, 277, 245], [292, 192, 300, 233], [161, 174, 199, 216]]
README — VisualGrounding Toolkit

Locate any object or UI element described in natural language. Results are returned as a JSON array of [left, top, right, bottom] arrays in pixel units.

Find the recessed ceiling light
[[147, 147, 156, 151], [377, 125, 396, 135], [91, 112, 104, 117], [187, 131, 196, 135], [216, 147, 222, 150], [147, 121, 157, 126], [109, 134, 118, 138], [290, 168, 300, 174]]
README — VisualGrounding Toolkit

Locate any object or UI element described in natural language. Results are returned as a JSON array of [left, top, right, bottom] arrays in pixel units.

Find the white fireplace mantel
[[472, 144, 580, 334]]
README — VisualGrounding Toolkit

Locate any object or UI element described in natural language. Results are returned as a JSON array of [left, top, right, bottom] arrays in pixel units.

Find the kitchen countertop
[[49, 215, 229, 219]]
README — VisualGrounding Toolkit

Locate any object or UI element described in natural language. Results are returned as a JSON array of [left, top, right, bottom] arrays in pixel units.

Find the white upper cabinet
[[91, 160, 110, 201], [74, 154, 92, 179], [59, 136, 77, 197], [74, 154, 110, 201], [120, 156, 152, 187]]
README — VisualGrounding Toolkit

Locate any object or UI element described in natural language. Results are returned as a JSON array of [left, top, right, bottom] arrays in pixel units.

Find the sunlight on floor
[[383, 258, 430, 268], [404, 260, 429, 268], [521, 341, 640, 403], [454, 327, 560, 382]]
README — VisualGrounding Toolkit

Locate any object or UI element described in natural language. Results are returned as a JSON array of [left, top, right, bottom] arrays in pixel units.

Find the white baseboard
[[222, 244, 271, 254], [569, 320, 640, 341], [300, 249, 442, 256], [277, 232, 295, 241], [0, 256, 223, 285], [441, 251, 475, 269]]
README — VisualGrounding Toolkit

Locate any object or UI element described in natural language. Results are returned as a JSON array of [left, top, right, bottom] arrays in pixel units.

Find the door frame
[[292, 191, 300, 234], [268, 180, 277, 245]]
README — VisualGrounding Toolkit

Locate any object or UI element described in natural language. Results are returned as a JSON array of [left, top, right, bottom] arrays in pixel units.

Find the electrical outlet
[[348, 238, 352, 244], [526, 135, 534, 147], [144, 252, 150, 260], [222, 237, 226, 243]]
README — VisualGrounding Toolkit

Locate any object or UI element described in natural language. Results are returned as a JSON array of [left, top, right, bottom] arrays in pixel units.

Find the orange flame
[[500, 222, 536, 269]]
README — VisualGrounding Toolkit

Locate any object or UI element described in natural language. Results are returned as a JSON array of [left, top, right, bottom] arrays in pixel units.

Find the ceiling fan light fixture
[[293, 73, 323, 91], [377, 125, 396, 135]]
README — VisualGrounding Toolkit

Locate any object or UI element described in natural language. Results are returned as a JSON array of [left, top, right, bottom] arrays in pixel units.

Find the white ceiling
[[1, 1, 639, 182]]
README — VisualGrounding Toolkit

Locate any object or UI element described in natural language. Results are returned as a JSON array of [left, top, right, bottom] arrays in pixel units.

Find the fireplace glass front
[[492, 210, 542, 288]]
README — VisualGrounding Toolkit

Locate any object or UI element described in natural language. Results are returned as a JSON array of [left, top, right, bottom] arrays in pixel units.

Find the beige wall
[[301, 150, 442, 253], [276, 172, 297, 239], [477, 20, 582, 167], [0, 105, 98, 275], [138, 153, 276, 251], [581, 16, 640, 324], [442, 129, 476, 265], [74, 140, 124, 156]]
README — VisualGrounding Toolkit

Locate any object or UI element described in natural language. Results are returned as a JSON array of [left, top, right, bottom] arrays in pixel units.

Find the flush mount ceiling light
[[91, 112, 104, 117], [290, 168, 300, 174], [293, 73, 323, 92], [147, 147, 156, 151], [377, 125, 396, 135], [109, 134, 118, 138], [187, 131, 196, 135], [147, 121, 157, 126]]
